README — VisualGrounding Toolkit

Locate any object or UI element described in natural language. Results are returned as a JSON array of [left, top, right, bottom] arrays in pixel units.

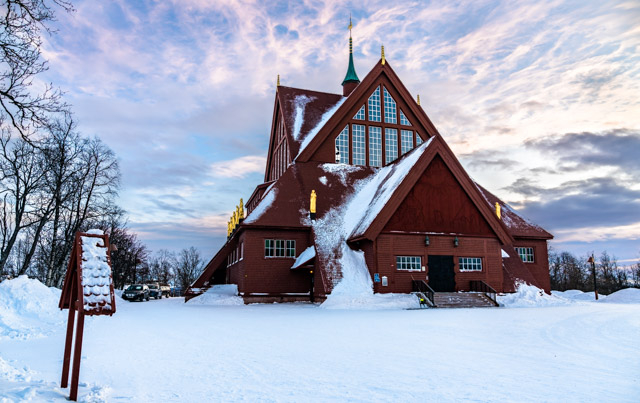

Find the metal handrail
[[412, 280, 436, 307], [469, 280, 498, 306]]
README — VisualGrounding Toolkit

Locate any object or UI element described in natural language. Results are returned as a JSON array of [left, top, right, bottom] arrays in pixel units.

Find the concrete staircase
[[433, 292, 498, 308]]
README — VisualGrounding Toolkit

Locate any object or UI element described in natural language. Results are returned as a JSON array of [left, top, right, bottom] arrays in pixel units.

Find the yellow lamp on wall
[[310, 190, 317, 220]]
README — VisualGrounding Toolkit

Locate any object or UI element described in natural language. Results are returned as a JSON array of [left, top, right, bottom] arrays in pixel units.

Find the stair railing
[[412, 280, 436, 307], [469, 280, 499, 306]]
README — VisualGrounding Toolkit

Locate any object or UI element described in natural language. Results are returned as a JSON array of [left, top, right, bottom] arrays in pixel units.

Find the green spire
[[342, 16, 360, 85]]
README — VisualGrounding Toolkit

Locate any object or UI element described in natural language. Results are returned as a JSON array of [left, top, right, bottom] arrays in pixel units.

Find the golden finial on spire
[[417, 94, 421, 106], [277, 74, 280, 87], [381, 45, 385, 65], [348, 14, 353, 34]]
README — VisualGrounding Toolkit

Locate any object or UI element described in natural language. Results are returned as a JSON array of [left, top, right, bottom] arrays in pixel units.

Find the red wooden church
[[186, 30, 552, 305]]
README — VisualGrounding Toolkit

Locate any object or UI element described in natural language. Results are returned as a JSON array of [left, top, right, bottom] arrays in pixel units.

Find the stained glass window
[[368, 126, 382, 167], [401, 130, 414, 155], [335, 126, 349, 163], [352, 124, 366, 165], [400, 110, 411, 126], [383, 88, 397, 124], [385, 128, 398, 164], [368, 87, 381, 122]]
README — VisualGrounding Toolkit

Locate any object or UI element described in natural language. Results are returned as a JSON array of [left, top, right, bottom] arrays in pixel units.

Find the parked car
[[122, 284, 150, 302], [148, 283, 162, 299], [160, 284, 170, 298]]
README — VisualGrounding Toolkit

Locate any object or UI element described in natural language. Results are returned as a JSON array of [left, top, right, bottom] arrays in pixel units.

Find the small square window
[[516, 247, 534, 263]]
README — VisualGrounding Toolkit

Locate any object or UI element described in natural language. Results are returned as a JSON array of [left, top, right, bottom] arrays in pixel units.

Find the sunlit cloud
[[35, 0, 640, 261], [209, 155, 267, 178]]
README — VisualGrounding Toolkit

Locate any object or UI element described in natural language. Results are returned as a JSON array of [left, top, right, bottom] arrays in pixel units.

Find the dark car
[[122, 284, 150, 302]]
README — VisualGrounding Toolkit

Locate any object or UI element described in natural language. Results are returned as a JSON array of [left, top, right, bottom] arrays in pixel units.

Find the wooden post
[[58, 231, 116, 401], [69, 309, 85, 401], [60, 294, 75, 388]]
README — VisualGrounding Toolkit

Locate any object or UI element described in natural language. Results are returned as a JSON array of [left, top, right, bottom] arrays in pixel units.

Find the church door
[[428, 255, 455, 292]]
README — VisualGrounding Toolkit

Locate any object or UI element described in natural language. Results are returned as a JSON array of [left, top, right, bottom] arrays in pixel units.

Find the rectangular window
[[400, 110, 411, 126], [335, 125, 349, 163], [368, 87, 381, 122], [354, 105, 365, 120], [275, 239, 286, 257], [383, 88, 397, 124], [240, 242, 244, 260], [264, 239, 274, 257], [396, 256, 422, 271], [352, 124, 366, 165], [459, 257, 483, 271], [265, 239, 295, 258], [286, 240, 296, 257], [368, 126, 382, 167], [401, 130, 413, 155], [385, 128, 398, 164], [515, 247, 535, 263]]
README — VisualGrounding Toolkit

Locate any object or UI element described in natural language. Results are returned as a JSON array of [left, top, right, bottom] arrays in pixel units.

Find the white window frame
[[459, 257, 483, 271], [516, 247, 535, 263], [396, 256, 422, 271]]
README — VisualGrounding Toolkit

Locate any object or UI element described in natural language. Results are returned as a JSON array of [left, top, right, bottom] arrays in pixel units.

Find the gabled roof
[[296, 60, 442, 162], [275, 86, 344, 154], [347, 136, 515, 246], [476, 184, 553, 239]]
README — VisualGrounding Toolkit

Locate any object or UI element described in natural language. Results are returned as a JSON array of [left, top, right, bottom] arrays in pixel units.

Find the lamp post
[[587, 255, 598, 300]]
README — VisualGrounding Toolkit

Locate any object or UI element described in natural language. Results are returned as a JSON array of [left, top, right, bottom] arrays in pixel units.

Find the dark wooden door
[[428, 255, 455, 292]]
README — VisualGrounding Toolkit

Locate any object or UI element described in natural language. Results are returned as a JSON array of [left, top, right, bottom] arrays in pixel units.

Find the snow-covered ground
[[1, 277, 639, 402]]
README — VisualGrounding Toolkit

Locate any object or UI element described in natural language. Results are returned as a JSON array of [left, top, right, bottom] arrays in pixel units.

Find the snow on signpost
[[58, 230, 116, 401]]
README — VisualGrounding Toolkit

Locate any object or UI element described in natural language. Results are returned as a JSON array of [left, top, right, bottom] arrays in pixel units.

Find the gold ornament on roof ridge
[[381, 45, 385, 65]]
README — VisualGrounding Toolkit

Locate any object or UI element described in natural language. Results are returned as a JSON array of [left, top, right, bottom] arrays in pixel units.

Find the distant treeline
[[549, 250, 640, 294]]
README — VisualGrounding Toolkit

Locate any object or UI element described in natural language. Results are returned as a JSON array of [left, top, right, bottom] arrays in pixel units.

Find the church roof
[[276, 86, 344, 160], [475, 184, 553, 239]]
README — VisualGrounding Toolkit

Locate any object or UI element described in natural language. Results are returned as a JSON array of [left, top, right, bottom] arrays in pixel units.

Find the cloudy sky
[[40, 0, 639, 262]]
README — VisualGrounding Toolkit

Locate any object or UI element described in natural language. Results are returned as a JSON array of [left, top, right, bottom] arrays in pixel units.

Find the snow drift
[[187, 285, 244, 306], [0, 276, 65, 340], [498, 283, 573, 307], [599, 288, 640, 304]]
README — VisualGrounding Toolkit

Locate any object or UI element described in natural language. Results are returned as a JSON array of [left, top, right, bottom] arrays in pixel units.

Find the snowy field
[[1, 278, 639, 402]]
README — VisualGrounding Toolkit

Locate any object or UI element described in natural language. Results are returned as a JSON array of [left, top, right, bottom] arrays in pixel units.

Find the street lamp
[[587, 255, 598, 300]]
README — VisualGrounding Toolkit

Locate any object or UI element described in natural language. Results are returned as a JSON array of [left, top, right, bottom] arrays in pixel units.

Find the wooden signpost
[[58, 231, 116, 401]]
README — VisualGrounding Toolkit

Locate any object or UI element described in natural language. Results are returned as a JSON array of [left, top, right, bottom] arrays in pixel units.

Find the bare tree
[[0, 0, 74, 137], [0, 128, 47, 272], [150, 249, 176, 285], [176, 247, 203, 291]]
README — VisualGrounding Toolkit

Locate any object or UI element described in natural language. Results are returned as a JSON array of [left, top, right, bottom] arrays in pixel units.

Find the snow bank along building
[[186, 33, 553, 305]]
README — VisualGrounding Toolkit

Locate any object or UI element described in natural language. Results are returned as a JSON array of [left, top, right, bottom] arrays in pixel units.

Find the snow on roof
[[244, 186, 277, 224], [474, 183, 552, 239], [296, 96, 346, 159], [80, 234, 113, 313], [346, 138, 434, 239], [501, 249, 510, 258], [312, 138, 434, 294], [291, 246, 316, 269], [292, 95, 316, 141], [321, 163, 366, 186]]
